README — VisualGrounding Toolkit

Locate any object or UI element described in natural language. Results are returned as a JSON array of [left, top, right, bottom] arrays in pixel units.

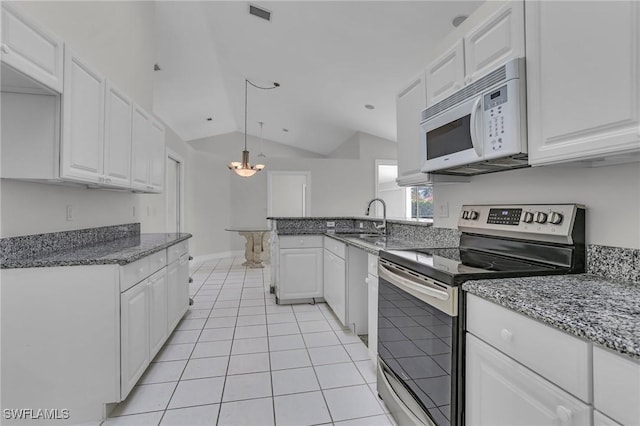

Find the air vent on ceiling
[[249, 4, 271, 21]]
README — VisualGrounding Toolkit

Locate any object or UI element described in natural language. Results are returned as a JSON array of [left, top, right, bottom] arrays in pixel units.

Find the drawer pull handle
[[556, 406, 573, 424], [1, 44, 10, 54], [500, 328, 513, 342]]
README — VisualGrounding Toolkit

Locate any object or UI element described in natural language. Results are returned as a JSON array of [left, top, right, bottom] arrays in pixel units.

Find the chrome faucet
[[365, 198, 387, 235]]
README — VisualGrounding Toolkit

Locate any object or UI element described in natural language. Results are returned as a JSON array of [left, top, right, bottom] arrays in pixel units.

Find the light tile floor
[[104, 257, 395, 426]]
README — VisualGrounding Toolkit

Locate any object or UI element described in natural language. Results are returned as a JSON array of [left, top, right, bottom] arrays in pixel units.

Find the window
[[409, 186, 433, 219]]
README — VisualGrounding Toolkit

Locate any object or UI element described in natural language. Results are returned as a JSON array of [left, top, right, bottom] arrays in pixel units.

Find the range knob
[[468, 210, 479, 220], [462, 210, 469, 219], [549, 212, 563, 225], [522, 212, 534, 223], [535, 212, 548, 224]]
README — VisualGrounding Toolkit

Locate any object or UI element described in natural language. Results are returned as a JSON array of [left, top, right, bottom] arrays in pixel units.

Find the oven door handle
[[379, 263, 450, 301]]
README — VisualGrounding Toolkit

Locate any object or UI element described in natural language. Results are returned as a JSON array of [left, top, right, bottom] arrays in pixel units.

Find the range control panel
[[458, 204, 584, 244]]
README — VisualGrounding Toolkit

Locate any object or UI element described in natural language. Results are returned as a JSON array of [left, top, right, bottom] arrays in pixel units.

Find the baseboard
[[192, 250, 245, 264]]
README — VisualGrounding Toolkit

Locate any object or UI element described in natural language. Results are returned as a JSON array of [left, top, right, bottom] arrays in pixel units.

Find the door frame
[[374, 159, 406, 217], [267, 171, 312, 217], [165, 149, 185, 233]]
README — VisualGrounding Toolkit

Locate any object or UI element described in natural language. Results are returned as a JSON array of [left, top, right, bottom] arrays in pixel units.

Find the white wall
[[15, 1, 155, 111], [190, 132, 325, 159], [433, 162, 640, 249]]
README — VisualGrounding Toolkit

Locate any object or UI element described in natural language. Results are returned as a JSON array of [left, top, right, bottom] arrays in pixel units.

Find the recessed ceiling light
[[365, 104, 375, 110], [282, 128, 289, 132], [452, 15, 467, 28]]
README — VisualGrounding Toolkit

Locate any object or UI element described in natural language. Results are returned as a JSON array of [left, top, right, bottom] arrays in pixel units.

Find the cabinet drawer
[[168, 240, 189, 263], [593, 346, 640, 426], [120, 257, 149, 292], [279, 235, 323, 249], [367, 253, 378, 276], [466, 294, 590, 402], [324, 237, 346, 259], [148, 250, 167, 274]]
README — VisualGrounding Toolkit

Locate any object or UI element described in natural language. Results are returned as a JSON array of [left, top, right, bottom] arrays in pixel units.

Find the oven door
[[421, 94, 484, 173], [377, 259, 461, 426]]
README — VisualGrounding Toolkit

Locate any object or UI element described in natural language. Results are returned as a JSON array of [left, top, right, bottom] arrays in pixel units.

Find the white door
[[268, 171, 310, 217], [166, 152, 184, 234], [466, 333, 591, 426]]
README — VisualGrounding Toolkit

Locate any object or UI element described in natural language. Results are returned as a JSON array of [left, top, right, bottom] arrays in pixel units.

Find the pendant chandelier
[[228, 79, 280, 177]]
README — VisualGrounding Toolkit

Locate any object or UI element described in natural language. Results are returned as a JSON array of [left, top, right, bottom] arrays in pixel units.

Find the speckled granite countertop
[[463, 275, 640, 360], [1, 233, 192, 269]]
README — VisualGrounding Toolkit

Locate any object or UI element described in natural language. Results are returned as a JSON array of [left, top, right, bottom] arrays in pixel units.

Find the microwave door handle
[[470, 96, 483, 157]]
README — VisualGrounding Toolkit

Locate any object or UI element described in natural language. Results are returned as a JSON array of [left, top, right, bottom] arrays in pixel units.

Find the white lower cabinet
[[120, 280, 151, 398], [593, 346, 640, 426], [366, 253, 378, 362], [276, 235, 323, 303], [323, 247, 346, 324], [167, 253, 190, 332], [148, 269, 169, 356], [466, 333, 591, 426]]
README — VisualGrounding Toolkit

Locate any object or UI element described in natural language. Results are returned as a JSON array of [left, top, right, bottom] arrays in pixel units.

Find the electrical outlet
[[326, 221, 335, 228], [438, 202, 449, 218], [66, 205, 74, 221], [359, 222, 364, 229]]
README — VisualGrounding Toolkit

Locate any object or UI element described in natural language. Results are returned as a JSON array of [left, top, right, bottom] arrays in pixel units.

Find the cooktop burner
[[380, 247, 563, 286]]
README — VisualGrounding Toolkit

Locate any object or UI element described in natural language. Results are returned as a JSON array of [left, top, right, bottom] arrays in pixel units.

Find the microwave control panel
[[482, 81, 520, 158]]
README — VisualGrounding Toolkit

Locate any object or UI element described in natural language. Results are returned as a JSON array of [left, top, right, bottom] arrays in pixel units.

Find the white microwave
[[420, 58, 528, 176]]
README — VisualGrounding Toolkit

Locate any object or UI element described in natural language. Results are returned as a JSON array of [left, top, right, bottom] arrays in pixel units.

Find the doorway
[[166, 150, 184, 233], [267, 171, 311, 217]]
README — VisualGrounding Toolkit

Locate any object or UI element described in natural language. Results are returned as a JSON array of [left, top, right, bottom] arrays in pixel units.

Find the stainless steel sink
[[337, 233, 387, 247]]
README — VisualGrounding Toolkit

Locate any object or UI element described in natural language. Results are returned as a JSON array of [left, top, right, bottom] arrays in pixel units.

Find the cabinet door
[[167, 255, 189, 332], [131, 104, 151, 191], [61, 47, 105, 183], [466, 334, 591, 426], [1, 3, 64, 92], [120, 281, 149, 399], [464, 0, 524, 84], [366, 273, 378, 362], [425, 39, 465, 106], [148, 269, 168, 358], [396, 74, 427, 181], [104, 81, 132, 188], [279, 247, 323, 300], [323, 249, 346, 325], [148, 118, 165, 193], [526, 1, 640, 166]]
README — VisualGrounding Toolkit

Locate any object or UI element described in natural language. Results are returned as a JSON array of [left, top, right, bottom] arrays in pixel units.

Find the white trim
[[192, 250, 245, 264], [374, 159, 407, 217], [267, 171, 312, 217], [165, 149, 186, 233]]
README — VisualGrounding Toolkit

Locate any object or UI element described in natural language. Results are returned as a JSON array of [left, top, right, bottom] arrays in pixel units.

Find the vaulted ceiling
[[153, 1, 483, 155]]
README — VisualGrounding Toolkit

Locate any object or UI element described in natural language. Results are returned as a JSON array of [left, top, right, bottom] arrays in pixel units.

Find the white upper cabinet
[[396, 73, 427, 183], [526, 1, 640, 166], [104, 81, 133, 188], [0, 2, 63, 93], [425, 0, 524, 107], [149, 118, 166, 193], [464, 1, 524, 84], [61, 47, 105, 184], [425, 40, 465, 106]]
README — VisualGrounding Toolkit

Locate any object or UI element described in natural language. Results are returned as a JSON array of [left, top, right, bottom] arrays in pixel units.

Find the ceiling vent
[[249, 4, 271, 22]]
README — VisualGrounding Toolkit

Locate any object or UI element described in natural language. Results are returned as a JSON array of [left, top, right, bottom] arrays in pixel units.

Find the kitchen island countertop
[[463, 274, 640, 360]]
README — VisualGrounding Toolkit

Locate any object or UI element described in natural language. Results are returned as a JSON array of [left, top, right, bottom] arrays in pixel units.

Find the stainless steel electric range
[[376, 204, 586, 426]]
